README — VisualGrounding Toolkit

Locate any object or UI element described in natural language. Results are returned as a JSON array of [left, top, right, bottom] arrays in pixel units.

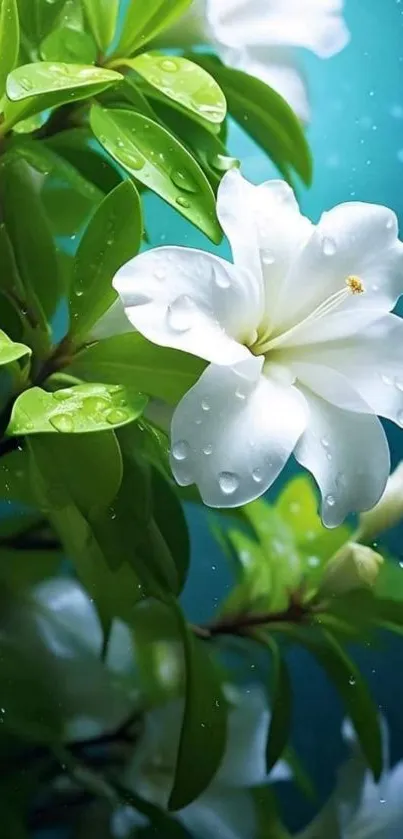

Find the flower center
[[251, 275, 366, 356]]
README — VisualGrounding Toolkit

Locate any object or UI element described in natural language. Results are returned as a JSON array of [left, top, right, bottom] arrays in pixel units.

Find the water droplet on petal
[[50, 414, 74, 432], [214, 268, 231, 289], [172, 440, 190, 461], [128, 292, 152, 306], [218, 471, 239, 495], [167, 294, 195, 332], [381, 373, 392, 385], [321, 436, 330, 448], [203, 444, 213, 455], [154, 268, 166, 281], [326, 452, 332, 461], [252, 468, 263, 483], [322, 236, 337, 256], [262, 248, 275, 265], [395, 378, 403, 392], [386, 217, 394, 230], [326, 494, 336, 507], [235, 386, 246, 400], [201, 399, 210, 411]]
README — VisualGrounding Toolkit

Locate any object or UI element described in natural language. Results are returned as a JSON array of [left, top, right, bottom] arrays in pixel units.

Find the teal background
[[38, 0, 403, 835]]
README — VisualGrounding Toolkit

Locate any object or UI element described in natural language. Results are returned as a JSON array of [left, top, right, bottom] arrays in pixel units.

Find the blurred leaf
[[0, 0, 19, 98], [81, 0, 119, 53], [130, 53, 226, 130], [7, 382, 147, 435], [242, 499, 302, 610], [169, 607, 227, 810], [191, 56, 312, 185], [222, 528, 272, 615], [40, 22, 97, 64], [253, 787, 291, 839], [283, 746, 316, 802], [375, 558, 403, 601], [277, 624, 382, 781], [151, 467, 190, 592], [265, 637, 292, 772], [130, 598, 183, 703], [0, 448, 35, 505], [71, 332, 205, 404], [90, 105, 221, 242], [115, 0, 192, 58], [69, 180, 142, 338], [4, 62, 122, 129], [0, 330, 31, 364]]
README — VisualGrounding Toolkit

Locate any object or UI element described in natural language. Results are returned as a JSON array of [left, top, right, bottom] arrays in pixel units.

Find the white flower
[[113, 169, 403, 526], [113, 686, 289, 839], [161, 0, 350, 120], [298, 719, 403, 839]]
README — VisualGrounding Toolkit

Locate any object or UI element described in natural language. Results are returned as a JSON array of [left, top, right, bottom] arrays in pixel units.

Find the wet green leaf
[[0, 0, 19, 98], [90, 105, 221, 242], [16, 0, 66, 42], [115, 0, 192, 58], [131, 53, 226, 129], [169, 607, 227, 810], [81, 0, 119, 52], [71, 332, 205, 404], [8, 382, 147, 435], [69, 180, 142, 338], [192, 56, 312, 185], [4, 62, 122, 129]]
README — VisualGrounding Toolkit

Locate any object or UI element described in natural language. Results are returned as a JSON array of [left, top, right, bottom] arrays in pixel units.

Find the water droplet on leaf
[[53, 390, 73, 402], [176, 195, 190, 209], [159, 58, 178, 72], [170, 168, 198, 193], [50, 414, 74, 433], [106, 408, 129, 425]]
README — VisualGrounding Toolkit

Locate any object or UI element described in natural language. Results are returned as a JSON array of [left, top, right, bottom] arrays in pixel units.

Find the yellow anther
[[346, 275, 365, 294]]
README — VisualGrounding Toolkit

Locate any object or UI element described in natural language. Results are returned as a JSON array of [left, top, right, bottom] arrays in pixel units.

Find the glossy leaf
[[169, 608, 227, 810], [115, 0, 192, 58], [4, 63, 122, 129], [16, 0, 66, 42], [0, 0, 19, 98], [0, 329, 31, 365], [40, 24, 97, 65], [130, 53, 226, 129], [151, 467, 190, 592], [7, 383, 147, 436], [192, 55, 312, 185], [70, 332, 205, 404], [90, 105, 221, 241], [46, 127, 123, 194], [81, 0, 119, 53], [277, 624, 383, 781], [265, 638, 292, 772], [69, 180, 142, 338]]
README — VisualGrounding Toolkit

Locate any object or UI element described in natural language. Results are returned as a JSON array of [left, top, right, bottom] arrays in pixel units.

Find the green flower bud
[[357, 462, 403, 543], [319, 542, 384, 597]]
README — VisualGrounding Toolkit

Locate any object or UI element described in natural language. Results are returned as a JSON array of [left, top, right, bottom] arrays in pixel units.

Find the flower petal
[[222, 45, 310, 120], [207, 0, 350, 58], [288, 314, 403, 425], [170, 355, 308, 508], [295, 386, 390, 527], [274, 202, 403, 334], [113, 246, 261, 364], [181, 790, 257, 839], [217, 170, 312, 317]]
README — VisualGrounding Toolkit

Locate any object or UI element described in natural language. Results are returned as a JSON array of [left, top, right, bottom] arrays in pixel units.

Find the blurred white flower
[[4, 578, 135, 740], [298, 719, 403, 839], [161, 0, 350, 120], [113, 686, 289, 839], [319, 542, 384, 597], [113, 169, 403, 525], [357, 461, 403, 543]]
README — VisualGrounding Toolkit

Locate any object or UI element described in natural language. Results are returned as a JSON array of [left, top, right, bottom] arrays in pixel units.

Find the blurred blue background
[[141, 0, 403, 831], [38, 0, 403, 835]]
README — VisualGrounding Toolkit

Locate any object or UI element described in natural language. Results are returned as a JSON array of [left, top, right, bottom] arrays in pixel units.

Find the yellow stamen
[[346, 275, 365, 294]]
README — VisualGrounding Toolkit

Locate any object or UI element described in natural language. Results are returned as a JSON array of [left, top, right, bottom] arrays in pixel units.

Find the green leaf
[[7, 382, 147, 435], [265, 638, 292, 772], [130, 53, 226, 129], [192, 56, 312, 185], [40, 23, 97, 65], [115, 0, 192, 58], [70, 332, 205, 404], [90, 105, 221, 242], [222, 528, 272, 615], [0, 0, 19, 98], [0, 329, 31, 364], [81, 0, 119, 53], [0, 447, 35, 505], [169, 608, 227, 810], [277, 625, 383, 781], [69, 180, 142, 338], [151, 467, 190, 592], [130, 598, 183, 703], [16, 0, 66, 42], [0, 155, 59, 342], [46, 127, 123, 193], [4, 63, 122, 130]]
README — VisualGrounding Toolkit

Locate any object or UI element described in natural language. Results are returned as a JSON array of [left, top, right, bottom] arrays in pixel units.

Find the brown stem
[[193, 597, 312, 640]]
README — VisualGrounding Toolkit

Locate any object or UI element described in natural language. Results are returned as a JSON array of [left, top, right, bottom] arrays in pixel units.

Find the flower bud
[[319, 542, 383, 597], [357, 462, 403, 543]]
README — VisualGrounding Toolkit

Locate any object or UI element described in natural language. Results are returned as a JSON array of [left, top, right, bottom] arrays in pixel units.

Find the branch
[[192, 596, 312, 640]]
